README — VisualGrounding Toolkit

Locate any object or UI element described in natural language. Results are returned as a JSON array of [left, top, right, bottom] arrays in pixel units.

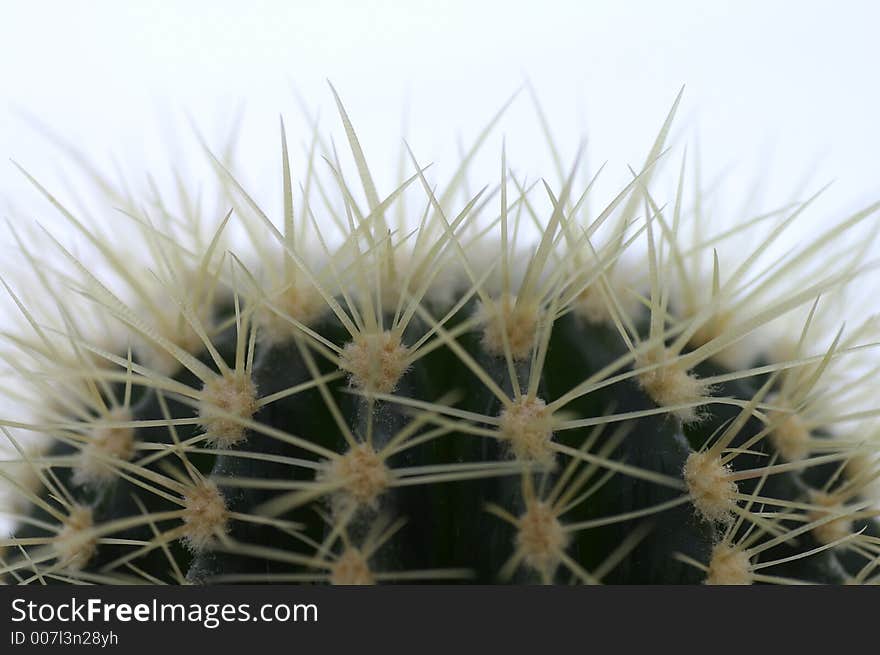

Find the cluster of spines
[[2, 85, 880, 585]]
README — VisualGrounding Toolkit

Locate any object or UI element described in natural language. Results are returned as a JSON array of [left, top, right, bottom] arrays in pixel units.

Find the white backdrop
[[1, 1, 879, 223]]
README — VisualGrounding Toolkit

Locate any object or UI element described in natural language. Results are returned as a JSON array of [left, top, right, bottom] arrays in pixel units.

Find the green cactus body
[[2, 88, 880, 585]]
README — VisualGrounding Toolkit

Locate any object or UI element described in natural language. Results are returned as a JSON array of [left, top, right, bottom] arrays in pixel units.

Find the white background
[[1, 1, 879, 224]]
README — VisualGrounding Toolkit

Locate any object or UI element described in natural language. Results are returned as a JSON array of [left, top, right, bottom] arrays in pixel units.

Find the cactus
[[2, 87, 880, 586]]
